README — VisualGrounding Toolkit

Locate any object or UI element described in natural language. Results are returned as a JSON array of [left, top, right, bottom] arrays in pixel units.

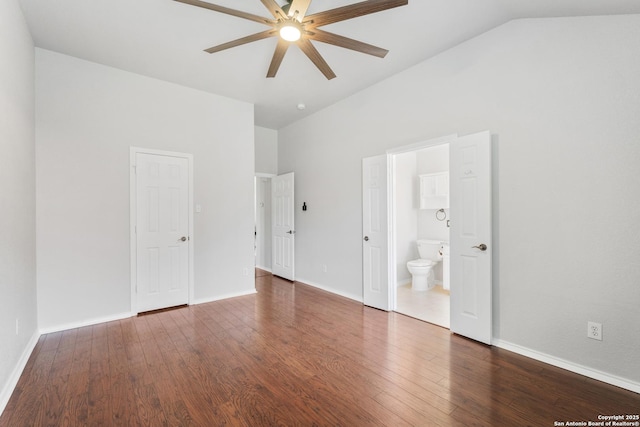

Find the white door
[[272, 173, 295, 280], [362, 155, 390, 310], [449, 131, 492, 344], [135, 153, 190, 312]]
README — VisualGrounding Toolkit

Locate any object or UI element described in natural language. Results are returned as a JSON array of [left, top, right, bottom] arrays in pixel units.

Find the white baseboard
[[295, 277, 363, 303], [493, 339, 640, 394], [193, 289, 257, 305], [396, 279, 411, 287], [39, 289, 262, 335], [39, 311, 134, 335], [255, 265, 272, 272], [0, 330, 40, 416]]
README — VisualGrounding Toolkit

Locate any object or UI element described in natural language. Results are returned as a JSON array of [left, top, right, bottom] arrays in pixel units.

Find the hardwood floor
[[1, 270, 638, 426]]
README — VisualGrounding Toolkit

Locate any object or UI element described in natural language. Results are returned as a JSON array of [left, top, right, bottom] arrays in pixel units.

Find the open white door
[[362, 155, 390, 310], [135, 152, 190, 313], [272, 172, 295, 280], [450, 131, 492, 344]]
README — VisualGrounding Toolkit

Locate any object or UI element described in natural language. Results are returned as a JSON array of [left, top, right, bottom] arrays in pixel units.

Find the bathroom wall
[[394, 151, 418, 285], [417, 144, 450, 242], [417, 145, 450, 282]]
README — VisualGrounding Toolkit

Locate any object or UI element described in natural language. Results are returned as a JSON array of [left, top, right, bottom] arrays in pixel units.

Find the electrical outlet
[[322, 264, 328, 273], [587, 321, 602, 341], [242, 268, 249, 276]]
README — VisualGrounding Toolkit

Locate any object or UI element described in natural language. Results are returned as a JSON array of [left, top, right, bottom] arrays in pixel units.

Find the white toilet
[[407, 240, 443, 291]]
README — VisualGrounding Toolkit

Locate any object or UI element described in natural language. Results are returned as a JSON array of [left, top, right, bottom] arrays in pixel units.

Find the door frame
[[129, 147, 195, 314], [255, 173, 276, 272], [386, 135, 457, 312]]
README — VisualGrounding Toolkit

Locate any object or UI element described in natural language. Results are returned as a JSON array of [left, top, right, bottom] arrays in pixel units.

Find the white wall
[[279, 16, 640, 385], [0, 0, 38, 412], [394, 151, 418, 285], [255, 126, 278, 175], [36, 49, 256, 331]]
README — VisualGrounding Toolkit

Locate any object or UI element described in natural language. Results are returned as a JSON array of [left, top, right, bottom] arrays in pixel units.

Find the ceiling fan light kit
[[174, 0, 409, 79], [279, 20, 302, 42]]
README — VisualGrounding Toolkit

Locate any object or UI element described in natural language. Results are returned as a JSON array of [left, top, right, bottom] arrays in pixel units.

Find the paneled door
[[450, 131, 492, 344], [362, 155, 390, 311], [272, 172, 295, 280], [135, 152, 190, 312]]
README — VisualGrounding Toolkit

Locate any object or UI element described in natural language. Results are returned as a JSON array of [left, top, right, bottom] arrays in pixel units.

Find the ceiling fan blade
[[297, 39, 336, 80], [304, 0, 408, 28], [307, 29, 388, 58], [205, 30, 277, 54], [174, 0, 274, 25], [288, 0, 312, 21], [259, 0, 287, 19], [267, 39, 290, 78]]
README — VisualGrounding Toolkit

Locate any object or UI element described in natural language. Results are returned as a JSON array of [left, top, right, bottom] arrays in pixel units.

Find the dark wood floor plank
[[62, 326, 93, 426], [40, 329, 77, 426], [86, 323, 112, 426], [2, 271, 639, 427], [2, 343, 58, 427]]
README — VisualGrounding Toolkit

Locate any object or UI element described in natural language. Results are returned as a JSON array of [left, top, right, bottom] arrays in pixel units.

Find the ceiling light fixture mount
[[174, 0, 408, 80]]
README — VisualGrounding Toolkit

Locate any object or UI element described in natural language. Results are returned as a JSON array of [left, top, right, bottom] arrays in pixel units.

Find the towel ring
[[435, 209, 447, 221]]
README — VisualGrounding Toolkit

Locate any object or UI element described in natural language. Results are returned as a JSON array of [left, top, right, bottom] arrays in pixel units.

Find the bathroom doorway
[[365, 131, 493, 343], [391, 142, 451, 328]]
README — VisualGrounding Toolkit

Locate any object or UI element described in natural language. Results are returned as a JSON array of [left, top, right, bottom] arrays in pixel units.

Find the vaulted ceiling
[[18, 0, 640, 129]]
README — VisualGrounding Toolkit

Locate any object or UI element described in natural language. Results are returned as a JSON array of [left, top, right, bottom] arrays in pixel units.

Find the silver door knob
[[364, 236, 369, 241], [472, 243, 487, 251], [286, 230, 295, 234], [180, 236, 187, 242]]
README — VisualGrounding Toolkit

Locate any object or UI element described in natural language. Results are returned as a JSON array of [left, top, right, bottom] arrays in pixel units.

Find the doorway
[[254, 174, 274, 272], [363, 131, 493, 345], [393, 144, 450, 328], [130, 147, 194, 314], [271, 172, 295, 281], [254, 172, 296, 281]]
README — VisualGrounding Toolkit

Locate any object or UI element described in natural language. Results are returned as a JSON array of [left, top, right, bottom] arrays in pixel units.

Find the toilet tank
[[417, 240, 443, 260]]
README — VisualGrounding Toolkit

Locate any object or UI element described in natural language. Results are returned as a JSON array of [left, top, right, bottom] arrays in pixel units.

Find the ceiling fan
[[174, 0, 408, 79]]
